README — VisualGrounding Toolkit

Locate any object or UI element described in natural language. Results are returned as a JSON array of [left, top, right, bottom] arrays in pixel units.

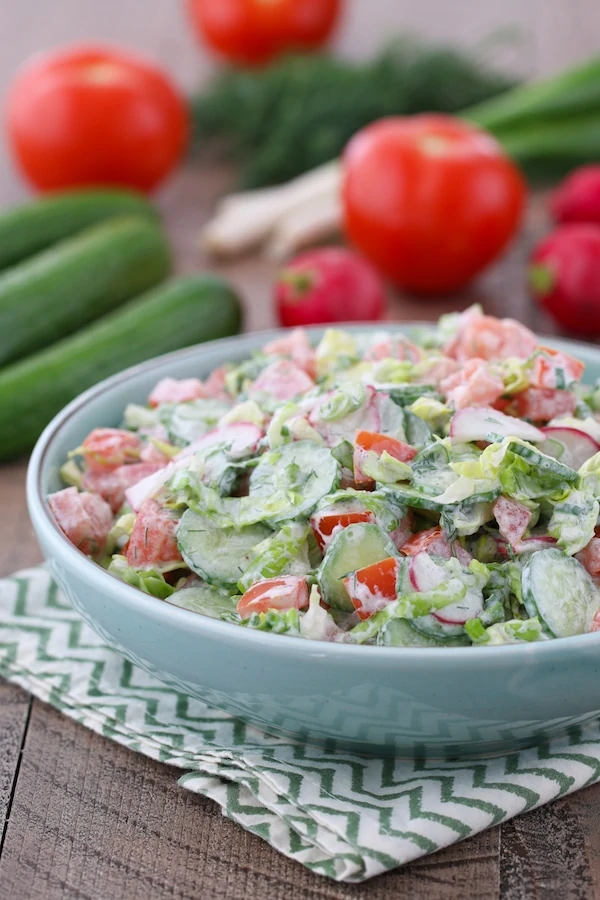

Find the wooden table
[[2, 3, 600, 897]]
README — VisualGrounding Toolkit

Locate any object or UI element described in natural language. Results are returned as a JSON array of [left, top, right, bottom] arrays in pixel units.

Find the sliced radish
[[433, 587, 483, 625], [125, 460, 182, 511], [540, 427, 600, 470], [516, 535, 557, 553], [175, 422, 263, 462], [450, 406, 544, 444], [407, 552, 447, 593]]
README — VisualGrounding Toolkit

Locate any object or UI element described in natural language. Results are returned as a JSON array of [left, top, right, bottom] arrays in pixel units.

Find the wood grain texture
[[1, 0, 600, 897]]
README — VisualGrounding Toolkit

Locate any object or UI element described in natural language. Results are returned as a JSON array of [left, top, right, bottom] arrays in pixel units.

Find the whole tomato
[[5, 45, 188, 192], [186, 0, 342, 67], [342, 115, 526, 294], [529, 224, 600, 335], [275, 247, 386, 326]]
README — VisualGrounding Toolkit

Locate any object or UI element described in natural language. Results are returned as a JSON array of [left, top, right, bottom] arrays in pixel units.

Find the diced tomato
[[83, 462, 165, 513], [126, 498, 182, 570], [529, 347, 585, 390], [250, 359, 314, 400], [310, 508, 373, 550], [343, 557, 398, 619], [441, 358, 505, 410], [576, 527, 600, 578], [48, 486, 113, 557], [139, 441, 174, 464], [80, 428, 142, 472], [590, 610, 600, 632], [415, 355, 459, 388], [400, 525, 472, 564], [353, 431, 417, 485], [444, 308, 538, 362], [354, 431, 417, 461], [493, 495, 531, 551], [237, 576, 310, 618], [363, 335, 422, 364], [203, 366, 231, 401], [148, 377, 207, 408], [263, 328, 316, 377], [509, 387, 577, 424]]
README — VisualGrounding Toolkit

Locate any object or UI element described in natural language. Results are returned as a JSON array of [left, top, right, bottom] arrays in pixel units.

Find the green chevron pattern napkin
[[2, 566, 600, 882]]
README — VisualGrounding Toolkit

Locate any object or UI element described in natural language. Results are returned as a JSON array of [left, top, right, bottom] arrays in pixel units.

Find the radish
[[433, 588, 483, 625], [450, 406, 544, 444], [407, 552, 447, 592], [540, 426, 600, 469]]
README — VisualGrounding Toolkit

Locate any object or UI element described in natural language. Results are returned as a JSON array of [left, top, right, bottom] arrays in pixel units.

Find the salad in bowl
[[48, 305, 600, 649]]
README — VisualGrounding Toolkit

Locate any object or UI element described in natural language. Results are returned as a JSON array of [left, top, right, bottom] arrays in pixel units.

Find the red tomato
[[310, 509, 373, 550], [401, 526, 447, 557], [126, 499, 182, 569], [343, 557, 398, 619], [506, 387, 577, 424], [48, 486, 113, 558], [83, 462, 166, 514], [237, 576, 310, 618], [342, 115, 525, 293], [354, 431, 417, 461], [81, 428, 142, 472], [529, 224, 600, 334], [275, 247, 385, 327], [5, 45, 188, 192], [186, 0, 342, 67]]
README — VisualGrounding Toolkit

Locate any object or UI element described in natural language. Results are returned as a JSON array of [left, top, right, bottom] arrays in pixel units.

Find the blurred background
[[1, 0, 598, 203], [0, 0, 599, 464]]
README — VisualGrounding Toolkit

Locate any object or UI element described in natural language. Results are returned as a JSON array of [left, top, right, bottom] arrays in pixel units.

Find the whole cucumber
[[0, 274, 243, 460], [0, 215, 171, 366], [0, 188, 158, 271]]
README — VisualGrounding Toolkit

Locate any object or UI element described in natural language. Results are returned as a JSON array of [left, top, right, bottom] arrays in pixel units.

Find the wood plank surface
[[1, 1, 600, 897]]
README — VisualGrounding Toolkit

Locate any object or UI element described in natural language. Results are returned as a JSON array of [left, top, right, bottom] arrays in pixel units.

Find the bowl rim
[[27, 323, 600, 662]]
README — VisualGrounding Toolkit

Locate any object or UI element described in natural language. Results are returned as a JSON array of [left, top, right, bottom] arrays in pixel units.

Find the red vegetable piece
[[275, 248, 385, 327], [237, 576, 310, 618], [529, 224, 600, 335], [343, 556, 398, 619], [126, 498, 182, 569], [551, 166, 600, 227], [48, 486, 113, 557]]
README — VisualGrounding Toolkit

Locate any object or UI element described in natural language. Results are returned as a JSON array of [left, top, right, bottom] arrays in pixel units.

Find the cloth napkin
[[2, 566, 600, 883]]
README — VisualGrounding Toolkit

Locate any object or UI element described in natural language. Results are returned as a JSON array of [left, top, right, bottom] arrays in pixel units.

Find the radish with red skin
[[407, 552, 447, 593], [551, 166, 600, 226], [529, 224, 600, 334], [449, 406, 544, 444], [540, 426, 600, 469], [432, 589, 483, 626], [275, 247, 386, 327]]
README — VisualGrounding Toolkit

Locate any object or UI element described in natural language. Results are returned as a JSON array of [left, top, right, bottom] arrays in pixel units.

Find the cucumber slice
[[166, 583, 238, 619], [507, 441, 578, 483], [411, 614, 467, 639], [379, 484, 444, 511], [317, 522, 399, 611], [382, 619, 469, 647], [160, 399, 231, 446], [522, 548, 600, 637], [177, 509, 271, 587], [249, 441, 340, 525]]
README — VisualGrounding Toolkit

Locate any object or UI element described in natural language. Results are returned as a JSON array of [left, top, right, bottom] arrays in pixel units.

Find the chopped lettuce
[[108, 555, 175, 599], [548, 489, 599, 555], [240, 607, 301, 634], [237, 523, 312, 593], [466, 616, 547, 645]]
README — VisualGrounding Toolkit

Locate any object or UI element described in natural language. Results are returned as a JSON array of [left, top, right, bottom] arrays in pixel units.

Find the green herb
[[190, 39, 519, 188]]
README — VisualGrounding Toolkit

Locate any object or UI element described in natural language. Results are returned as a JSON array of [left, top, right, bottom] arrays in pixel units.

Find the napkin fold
[[2, 566, 600, 883]]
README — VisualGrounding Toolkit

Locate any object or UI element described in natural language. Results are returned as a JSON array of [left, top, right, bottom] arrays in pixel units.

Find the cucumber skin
[[0, 215, 171, 366], [0, 189, 157, 271], [0, 275, 243, 460]]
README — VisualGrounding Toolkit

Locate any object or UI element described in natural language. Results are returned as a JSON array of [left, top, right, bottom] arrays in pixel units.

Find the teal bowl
[[27, 327, 600, 759]]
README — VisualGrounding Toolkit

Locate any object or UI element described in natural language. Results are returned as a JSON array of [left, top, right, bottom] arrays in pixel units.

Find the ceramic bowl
[[27, 327, 600, 759]]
